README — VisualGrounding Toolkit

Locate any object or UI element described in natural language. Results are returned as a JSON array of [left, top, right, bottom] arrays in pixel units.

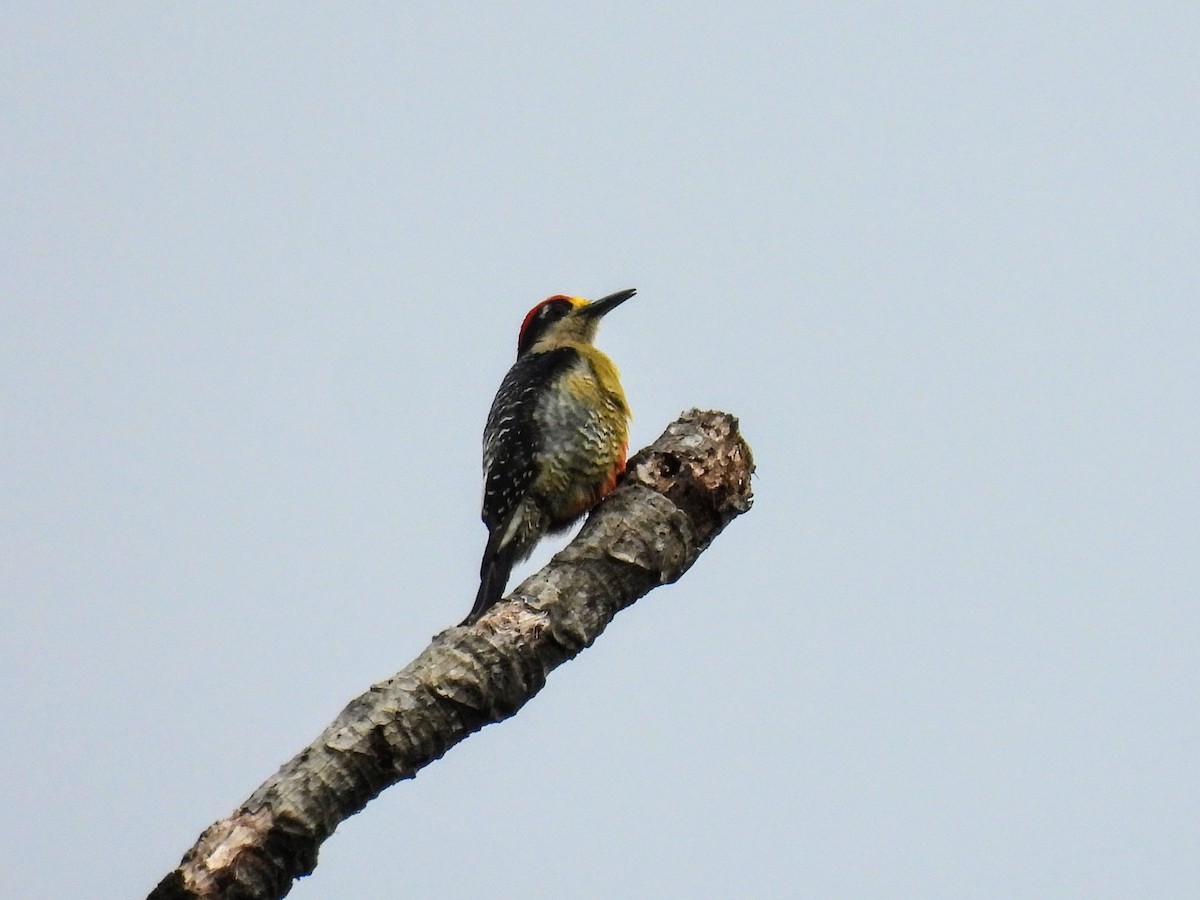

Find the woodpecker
[[461, 288, 637, 626]]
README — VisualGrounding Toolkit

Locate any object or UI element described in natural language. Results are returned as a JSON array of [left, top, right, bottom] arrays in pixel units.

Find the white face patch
[[529, 315, 598, 354]]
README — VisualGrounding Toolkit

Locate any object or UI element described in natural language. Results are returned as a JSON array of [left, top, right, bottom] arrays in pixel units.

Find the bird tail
[[460, 530, 517, 626]]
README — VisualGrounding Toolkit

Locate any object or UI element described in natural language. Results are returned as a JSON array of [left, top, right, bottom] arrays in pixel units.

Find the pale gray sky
[[3, 5, 1198, 898]]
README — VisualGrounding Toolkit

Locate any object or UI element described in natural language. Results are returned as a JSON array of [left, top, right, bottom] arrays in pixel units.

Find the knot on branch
[[627, 409, 754, 549]]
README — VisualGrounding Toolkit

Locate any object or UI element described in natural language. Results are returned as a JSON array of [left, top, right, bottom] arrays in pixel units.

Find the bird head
[[516, 288, 636, 357]]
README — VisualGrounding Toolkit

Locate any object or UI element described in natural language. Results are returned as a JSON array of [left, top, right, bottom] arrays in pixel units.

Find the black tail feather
[[461, 537, 516, 626]]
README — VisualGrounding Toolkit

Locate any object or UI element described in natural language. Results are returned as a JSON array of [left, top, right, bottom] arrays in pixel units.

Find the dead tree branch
[[149, 409, 754, 900]]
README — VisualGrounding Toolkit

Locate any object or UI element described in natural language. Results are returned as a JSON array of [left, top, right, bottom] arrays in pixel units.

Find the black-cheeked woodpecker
[[461, 288, 637, 626]]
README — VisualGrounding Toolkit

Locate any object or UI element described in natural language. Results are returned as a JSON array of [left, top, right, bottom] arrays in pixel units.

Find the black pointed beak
[[581, 287, 637, 318]]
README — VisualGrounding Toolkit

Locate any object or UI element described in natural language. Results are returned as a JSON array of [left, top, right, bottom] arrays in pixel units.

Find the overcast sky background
[[3, 5, 1197, 898]]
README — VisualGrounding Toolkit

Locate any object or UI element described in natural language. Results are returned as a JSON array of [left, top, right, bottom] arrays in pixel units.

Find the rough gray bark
[[149, 409, 754, 900]]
